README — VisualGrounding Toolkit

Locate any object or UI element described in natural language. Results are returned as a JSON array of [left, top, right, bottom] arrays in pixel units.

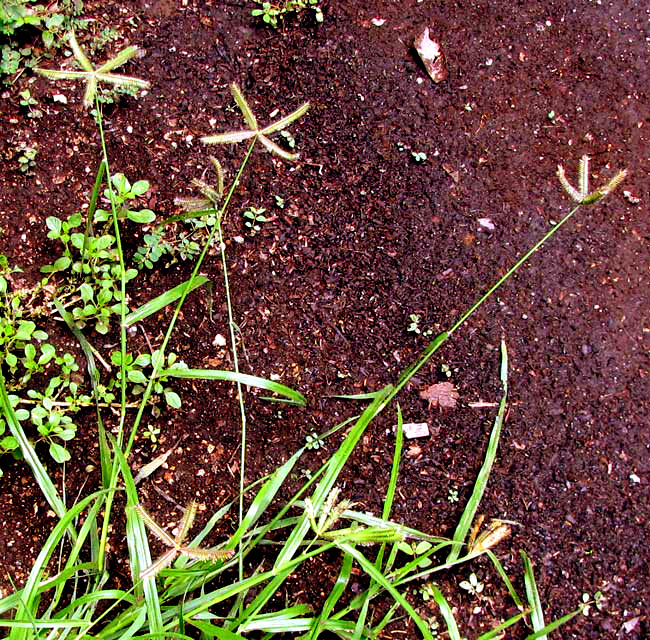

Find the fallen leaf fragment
[[419, 382, 459, 409], [442, 162, 460, 182], [414, 27, 448, 83]]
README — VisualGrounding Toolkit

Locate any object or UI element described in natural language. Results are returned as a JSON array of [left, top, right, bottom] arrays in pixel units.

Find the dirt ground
[[0, 0, 648, 637]]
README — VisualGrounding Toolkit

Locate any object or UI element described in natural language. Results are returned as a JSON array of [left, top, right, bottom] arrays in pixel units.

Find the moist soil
[[0, 1, 648, 638]]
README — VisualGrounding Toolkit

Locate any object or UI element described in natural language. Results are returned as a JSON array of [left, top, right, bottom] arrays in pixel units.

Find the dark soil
[[1, 0, 648, 637]]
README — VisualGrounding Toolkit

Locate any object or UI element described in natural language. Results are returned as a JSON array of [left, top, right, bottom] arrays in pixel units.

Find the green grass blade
[[485, 549, 524, 610], [273, 385, 393, 571], [8, 492, 100, 640], [110, 435, 163, 635], [428, 585, 461, 640], [0, 372, 68, 521], [161, 368, 306, 406], [308, 551, 353, 639], [384, 405, 403, 521], [53, 298, 111, 485], [230, 447, 303, 547], [523, 607, 582, 639], [521, 550, 546, 639], [476, 611, 528, 639], [188, 620, 246, 639], [338, 542, 433, 640], [124, 276, 210, 327], [448, 339, 508, 562]]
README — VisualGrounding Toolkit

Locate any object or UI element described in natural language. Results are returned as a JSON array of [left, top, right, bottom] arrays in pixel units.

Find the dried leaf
[[419, 382, 459, 409]]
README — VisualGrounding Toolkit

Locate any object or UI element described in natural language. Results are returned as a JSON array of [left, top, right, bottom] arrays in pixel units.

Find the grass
[[0, 40, 626, 638]]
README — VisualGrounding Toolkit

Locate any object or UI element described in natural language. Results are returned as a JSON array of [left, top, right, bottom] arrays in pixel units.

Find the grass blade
[[274, 385, 393, 571], [338, 542, 433, 640], [8, 492, 100, 640], [124, 276, 210, 326], [448, 339, 508, 562], [161, 368, 306, 406], [110, 435, 163, 635], [476, 611, 528, 639], [230, 447, 303, 548], [485, 549, 524, 610], [308, 551, 353, 639], [521, 550, 546, 639], [523, 607, 583, 639], [428, 585, 461, 640]]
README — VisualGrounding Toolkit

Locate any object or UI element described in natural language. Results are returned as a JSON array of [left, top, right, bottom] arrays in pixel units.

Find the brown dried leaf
[[419, 382, 459, 410]]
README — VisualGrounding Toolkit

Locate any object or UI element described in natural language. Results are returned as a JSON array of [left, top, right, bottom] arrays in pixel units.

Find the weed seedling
[[19, 89, 43, 118], [407, 313, 421, 334], [305, 432, 324, 450], [411, 151, 427, 163], [16, 142, 37, 172], [459, 572, 485, 597], [251, 0, 324, 29], [243, 206, 269, 234]]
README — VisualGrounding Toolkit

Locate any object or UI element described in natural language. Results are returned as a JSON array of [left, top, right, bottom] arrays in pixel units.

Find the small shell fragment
[[395, 422, 430, 439], [478, 217, 495, 230], [414, 27, 448, 83]]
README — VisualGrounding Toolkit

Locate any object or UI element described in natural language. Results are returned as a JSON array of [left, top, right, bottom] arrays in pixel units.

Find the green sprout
[[411, 151, 427, 163], [459, 572, 485, 597], [305, 432, 324, 450], [407, 313, 421, 334], [243, 206, 269, 234]]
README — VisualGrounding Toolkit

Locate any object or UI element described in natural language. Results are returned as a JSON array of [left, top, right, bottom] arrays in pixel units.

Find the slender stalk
[[95, 102, 130, 572]]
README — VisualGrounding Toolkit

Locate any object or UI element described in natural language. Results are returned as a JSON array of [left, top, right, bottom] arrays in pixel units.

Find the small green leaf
[[50, 442, 71, 463], [164, 390, 181, 408], [131, 180, 150, 196], [41, 256, 72, 273], [15, 321, 36, 341], [79, 283, 94, 303], [127, 209, 156, 223], [127, 370, 148, 385]]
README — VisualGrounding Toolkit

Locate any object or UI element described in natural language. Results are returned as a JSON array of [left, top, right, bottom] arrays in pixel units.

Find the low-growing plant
[[243, 205, 269, 234], [16, 140, 37, 172], [251, 0, 324, 29], [1, 0, 83, 81], [18, 88, 42, 117]]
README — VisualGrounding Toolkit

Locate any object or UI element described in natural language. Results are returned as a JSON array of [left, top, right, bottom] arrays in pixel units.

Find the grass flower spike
[[36, 31, 150, 108], [557, 155, 627, 204], [135, 501, 233, 580], [201, 83, 310, 160]]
